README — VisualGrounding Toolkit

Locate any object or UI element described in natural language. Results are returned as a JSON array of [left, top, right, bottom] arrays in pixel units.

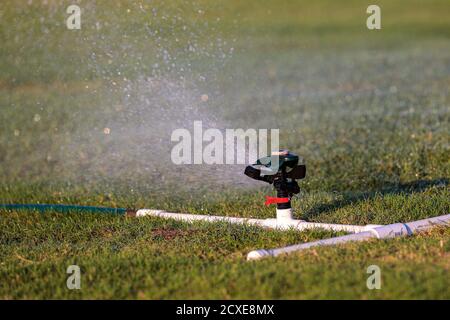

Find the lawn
[[0, 0, 449, 299]]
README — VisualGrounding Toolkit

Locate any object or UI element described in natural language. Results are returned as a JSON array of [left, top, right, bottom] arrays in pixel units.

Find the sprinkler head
[[244, 150, 306, 184], [244, 150, 306, 210]]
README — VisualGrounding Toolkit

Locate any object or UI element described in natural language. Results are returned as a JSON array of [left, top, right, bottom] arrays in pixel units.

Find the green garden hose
[[0, 204, 132, 215]]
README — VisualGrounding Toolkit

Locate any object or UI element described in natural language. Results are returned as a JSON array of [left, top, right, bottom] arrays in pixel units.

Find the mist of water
[[54, 2, 257, 195]]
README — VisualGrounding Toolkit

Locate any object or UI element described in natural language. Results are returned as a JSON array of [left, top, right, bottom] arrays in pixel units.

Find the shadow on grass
[[304, 178, 448, 220]]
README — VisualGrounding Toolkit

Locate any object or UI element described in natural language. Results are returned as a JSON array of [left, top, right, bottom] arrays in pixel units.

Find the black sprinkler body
[[244, 150, 306, 210]]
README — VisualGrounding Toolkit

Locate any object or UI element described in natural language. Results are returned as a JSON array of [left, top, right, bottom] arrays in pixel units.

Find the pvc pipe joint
[[247, 214, 450, 260], [276, 208, 293, 221]]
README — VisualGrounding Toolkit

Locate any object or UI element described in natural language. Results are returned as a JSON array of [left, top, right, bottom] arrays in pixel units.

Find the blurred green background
[[0, 0, 449, 299]]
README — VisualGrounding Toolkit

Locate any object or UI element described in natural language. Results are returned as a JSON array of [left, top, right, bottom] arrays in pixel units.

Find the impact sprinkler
[[244, 150, 305, 221]]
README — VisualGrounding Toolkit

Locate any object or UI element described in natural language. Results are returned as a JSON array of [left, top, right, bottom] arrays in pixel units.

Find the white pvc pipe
[[136, 209, 380, 233], [267, 219, 381, 233], [247, 214, 450, 260], [137, 209, 269, 227], [276, 208, 293, 220]]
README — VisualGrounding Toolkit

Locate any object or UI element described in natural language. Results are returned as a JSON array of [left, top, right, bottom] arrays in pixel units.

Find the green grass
[[1, 211, 449, 299], [0, 0, 449, 299]]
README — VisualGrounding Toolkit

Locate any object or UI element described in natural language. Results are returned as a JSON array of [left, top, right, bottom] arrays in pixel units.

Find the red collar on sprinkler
[[264, 196, 290, 206]]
